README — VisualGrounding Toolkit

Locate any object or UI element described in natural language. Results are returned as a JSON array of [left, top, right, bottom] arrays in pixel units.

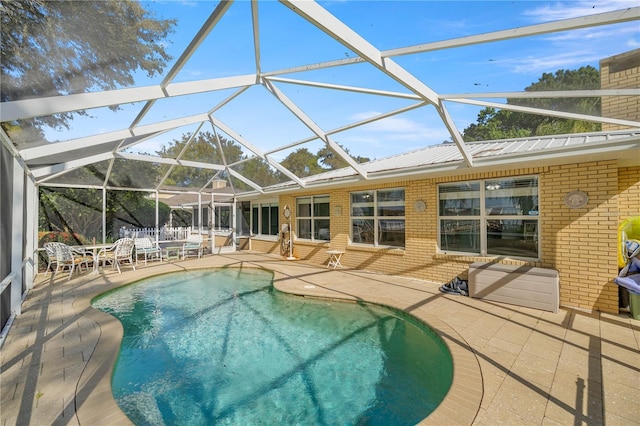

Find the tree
[[1, 0, 175, 140], [463, 66, 601, 142], [317, 144, 371, 169], [235, 158, 281, 188], [158, 132, 246, 188], [280, 148, 325, 178]]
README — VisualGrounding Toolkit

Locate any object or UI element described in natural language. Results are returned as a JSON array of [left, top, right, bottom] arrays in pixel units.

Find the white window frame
[[251, 202, 279, 237], [350, 188, 405, 248], [438, 176, 539, 259], [295, 195, 331, 241]]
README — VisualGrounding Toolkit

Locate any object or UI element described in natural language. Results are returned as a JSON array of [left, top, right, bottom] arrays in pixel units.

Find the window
[[350, 188, 405, 248], [438, 176, 539, 258], [236, 201, 250, 236], [296, 195, 330, 241], [211, 205, 231, 231], [251, 203, 279, 236]]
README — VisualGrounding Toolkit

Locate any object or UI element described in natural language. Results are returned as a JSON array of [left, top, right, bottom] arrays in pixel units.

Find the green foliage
[[317, 144, 371, 169], [39, 187, 171, 242], [39, 187, 103, 240], [156, 132, 372, 189], [280, 148, 325, 177], [38, 231, 89, 247], [158, 132, 245, 187], [463, 66, 602, 142], [234, 158, 281, 188], [1, 0, 175, 139], [37, 230, 90, 270]]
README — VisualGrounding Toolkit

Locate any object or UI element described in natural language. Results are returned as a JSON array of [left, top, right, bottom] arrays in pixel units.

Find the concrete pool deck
[[1, 252, 639, 425]]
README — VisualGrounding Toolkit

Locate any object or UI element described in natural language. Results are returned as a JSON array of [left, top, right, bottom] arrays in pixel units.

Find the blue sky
[[43, 0, 639, 162]]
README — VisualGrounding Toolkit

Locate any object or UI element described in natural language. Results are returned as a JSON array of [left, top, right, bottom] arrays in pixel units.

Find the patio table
[[326, 250, 344, 269], [164, 246, 182, 261], [73, 243, 112, 274]]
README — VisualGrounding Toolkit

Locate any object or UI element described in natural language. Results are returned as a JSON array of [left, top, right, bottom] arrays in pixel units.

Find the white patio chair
[[134, 237, 162, 265], [43, 242, 58, 275], [183, 234, 203, 259], [97, 238, 136, 273], [51, 242, 93, 281]]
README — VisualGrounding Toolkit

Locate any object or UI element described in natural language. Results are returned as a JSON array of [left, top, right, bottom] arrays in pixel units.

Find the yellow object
[[618, 216, 640, 268]]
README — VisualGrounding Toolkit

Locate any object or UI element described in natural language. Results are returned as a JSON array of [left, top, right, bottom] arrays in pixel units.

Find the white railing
[[121, 226, 193, 242]]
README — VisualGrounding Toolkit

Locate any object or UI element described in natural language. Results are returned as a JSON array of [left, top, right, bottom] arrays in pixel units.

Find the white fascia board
[[385, 7, 640, 57], [165, 74, 258, 97], [280, 0, 440, 105], [0, 86, 165, 122], [449, 98, 640, 127], [265, 76, 421, 100], [441, 89, 640, 99], [32, 152, 114, 180], [20, 129, 132, 161], [132, 114, 209, 136]]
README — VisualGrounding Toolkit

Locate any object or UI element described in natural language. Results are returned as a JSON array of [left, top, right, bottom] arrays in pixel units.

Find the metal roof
[[2, 1, 639, 197], [260, 129, 640, 193]]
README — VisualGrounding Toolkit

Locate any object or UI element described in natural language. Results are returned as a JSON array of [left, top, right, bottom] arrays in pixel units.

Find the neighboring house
[[161, 180, 235, 230]]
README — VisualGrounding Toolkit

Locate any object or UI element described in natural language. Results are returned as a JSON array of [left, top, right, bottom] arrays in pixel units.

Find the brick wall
[[600, 49, 640, 131], [618, 166, 640, 221], [255, 161, 638, 313], [540, 160, 620, 312]]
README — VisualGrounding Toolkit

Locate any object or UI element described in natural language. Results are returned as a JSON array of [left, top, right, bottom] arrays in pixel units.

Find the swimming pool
[[92, 268, 453, 425]]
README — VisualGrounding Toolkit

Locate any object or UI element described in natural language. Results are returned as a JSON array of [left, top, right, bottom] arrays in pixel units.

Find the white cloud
[[524, 1, 638, 22], [341, 111, 452, 156], [349, 111, 446, 141], [506, 50, 605, 74], [543, 25, 638, 42]]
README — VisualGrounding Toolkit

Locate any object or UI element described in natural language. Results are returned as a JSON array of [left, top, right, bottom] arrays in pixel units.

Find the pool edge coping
[[74, 261, 482, 425]]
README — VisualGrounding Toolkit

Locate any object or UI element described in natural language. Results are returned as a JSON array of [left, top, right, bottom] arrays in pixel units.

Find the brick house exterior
[[246, 52, 640, 314], [601, 49, 640, 132]]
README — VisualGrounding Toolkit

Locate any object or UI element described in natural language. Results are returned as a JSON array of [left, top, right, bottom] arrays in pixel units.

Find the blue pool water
[[92, 268, 453, 425]]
